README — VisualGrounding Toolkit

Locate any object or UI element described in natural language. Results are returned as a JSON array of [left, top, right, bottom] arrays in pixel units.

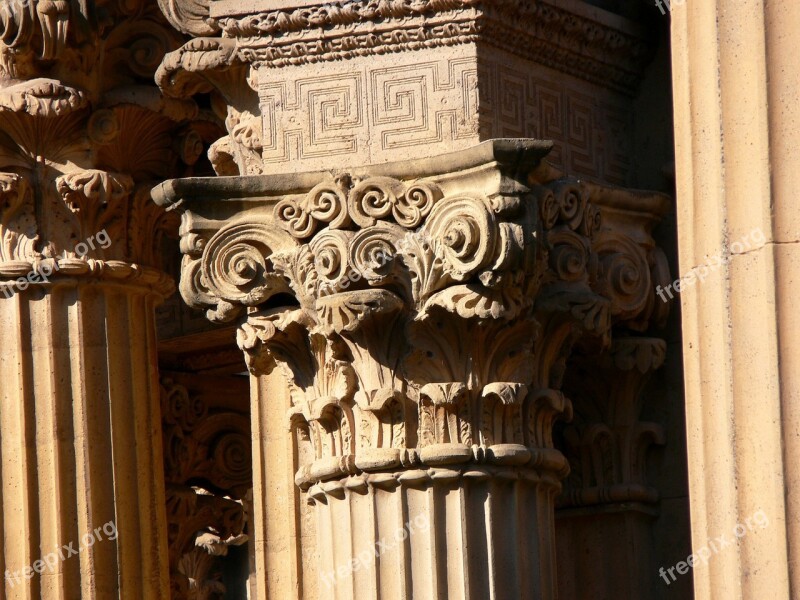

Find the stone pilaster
[[0, 2, 199, 597], [153, 137, 671, 599], [672, 1, 800, 598]]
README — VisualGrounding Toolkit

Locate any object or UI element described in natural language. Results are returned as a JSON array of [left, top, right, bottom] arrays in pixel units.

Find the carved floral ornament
[[161, 376, 251, 598], [153, 139, 672, 494]]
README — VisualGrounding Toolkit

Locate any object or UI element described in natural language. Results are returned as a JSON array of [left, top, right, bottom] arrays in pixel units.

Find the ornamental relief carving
[[158, 140, 672, 490], [0, 0, 202, 288], [161, 374, 251, 600], [155, 1, 654, 177], [557, 337, 668, 508]]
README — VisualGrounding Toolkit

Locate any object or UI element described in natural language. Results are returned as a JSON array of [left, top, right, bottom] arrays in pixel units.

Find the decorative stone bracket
[[153, 138, 671, 599]]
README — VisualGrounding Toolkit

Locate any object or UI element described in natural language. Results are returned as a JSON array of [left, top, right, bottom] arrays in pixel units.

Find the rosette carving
[[348, 177, 442, 229], [276, 177, 444, 240], [276, 181, 350, 239]]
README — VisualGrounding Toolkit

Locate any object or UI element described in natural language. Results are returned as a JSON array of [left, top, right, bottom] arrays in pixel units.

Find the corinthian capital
[[0, 0, 210, 294], [154, 139, 670, 489]]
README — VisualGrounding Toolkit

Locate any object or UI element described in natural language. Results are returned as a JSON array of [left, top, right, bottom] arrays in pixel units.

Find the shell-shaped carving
[[158, 0, 219, 36], [316, 289, 403, 335]]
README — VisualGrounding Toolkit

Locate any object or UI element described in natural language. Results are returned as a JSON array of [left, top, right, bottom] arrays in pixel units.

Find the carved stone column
[[554, 185, 672, 599], [152, 2, 669, 598], [556, 338, 667, 599], [160, 372, 251, 598], [0, 2, 199, 597], [154, 137, 671, 599]]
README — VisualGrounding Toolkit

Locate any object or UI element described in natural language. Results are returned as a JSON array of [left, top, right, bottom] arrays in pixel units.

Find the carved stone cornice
[[155, 0, 654, 179], [164, 0, 651, 93], [0, 0, 203, 295], [153, 139, 671, 490]]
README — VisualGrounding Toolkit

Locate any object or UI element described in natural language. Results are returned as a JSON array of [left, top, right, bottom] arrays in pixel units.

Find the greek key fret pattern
[[257, 49, 631, 184]]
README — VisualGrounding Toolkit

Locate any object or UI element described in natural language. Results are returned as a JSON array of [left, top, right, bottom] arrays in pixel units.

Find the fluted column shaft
[[0, 0, 199, 596], [671, 0, 800, 598], [0, 277, 171, 598], [306, 457, 563, 600]]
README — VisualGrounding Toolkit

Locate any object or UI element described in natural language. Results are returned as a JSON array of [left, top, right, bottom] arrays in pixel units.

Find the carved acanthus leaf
[[56, 170, 133, 251], [161, 375, 252, 598], [557, 338, 668, 508], [0, 79, 87, 116]]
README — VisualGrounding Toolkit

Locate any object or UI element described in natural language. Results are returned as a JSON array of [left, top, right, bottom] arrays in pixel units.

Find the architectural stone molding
[[0, 0, 200, 294], [558, 337, 667, 508], [0, 2, 206, 597], [156, 0, 653, 178], [671, 1, 800, 597], [211, 0, 652, 93]]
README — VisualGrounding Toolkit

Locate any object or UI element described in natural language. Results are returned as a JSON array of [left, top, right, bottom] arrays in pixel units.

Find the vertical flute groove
[[0, 281, 170, 598]]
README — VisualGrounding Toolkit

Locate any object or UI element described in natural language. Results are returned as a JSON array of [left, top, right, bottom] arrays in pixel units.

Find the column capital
[[0, 0, 203, 296], [153, 138, 671, 488]]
